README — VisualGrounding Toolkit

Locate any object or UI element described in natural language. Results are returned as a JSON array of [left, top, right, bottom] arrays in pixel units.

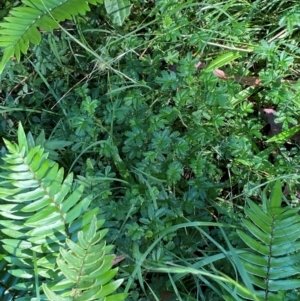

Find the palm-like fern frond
[[237, 181, 300, 301], [43, 216, 128, 301], [0, 122, 126, 300], [0, 0, 131, 73], [0, 0, 103, 73]]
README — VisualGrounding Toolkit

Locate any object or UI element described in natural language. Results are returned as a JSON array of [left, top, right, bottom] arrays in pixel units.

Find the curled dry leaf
[[112, 254, 126, 265]]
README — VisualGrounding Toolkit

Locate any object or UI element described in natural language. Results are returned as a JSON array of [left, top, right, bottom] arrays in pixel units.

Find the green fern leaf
[[0, 122, 127, 299], [237, 180, 300, 300], [0, 0, 105, 73], [43, 217, 127, 300], [106, 294, 130, 301], [42, 285, 72, 301]]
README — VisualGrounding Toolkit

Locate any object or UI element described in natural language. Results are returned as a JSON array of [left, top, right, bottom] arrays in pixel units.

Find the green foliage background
[[1, 0, 300, 300]]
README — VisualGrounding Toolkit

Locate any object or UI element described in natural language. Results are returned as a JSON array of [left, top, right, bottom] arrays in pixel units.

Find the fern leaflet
[[237, 181, 300, 301]]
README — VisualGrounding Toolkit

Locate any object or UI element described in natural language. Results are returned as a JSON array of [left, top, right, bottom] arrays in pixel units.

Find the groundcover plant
[[1, 0, 300, 300]]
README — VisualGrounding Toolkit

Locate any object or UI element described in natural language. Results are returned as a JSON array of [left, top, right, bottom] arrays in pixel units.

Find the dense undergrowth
[[1, 0, 300, 300]]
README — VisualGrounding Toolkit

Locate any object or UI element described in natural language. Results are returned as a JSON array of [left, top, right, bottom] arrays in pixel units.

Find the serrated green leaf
[[240, 251, 300, 268]]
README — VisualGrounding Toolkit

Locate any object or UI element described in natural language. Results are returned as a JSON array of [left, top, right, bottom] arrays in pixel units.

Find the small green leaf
[[246, 199, 273, 225], [74, 285, 103, 301], [60, 248, 82, 270], [66, 239, 86, 258], [237, 230, 269, 256], [86, 216, 97, 242], [61, 186, 85, 214], [95, 279, 124, 298], [65, 195, 92, 224], [96, 268, 118, 285], [43, 283, 72, 301], [242, 219, 270, 244], [269, 180, 282, 212], [167, 161, 182, 184], [16, 122, 28, 153], [57, 258, 78, 282], [44, 140, 73, 150], [8, 268, 32, 279], [0, 47, 14, 74], [105, 293, 129, 301]]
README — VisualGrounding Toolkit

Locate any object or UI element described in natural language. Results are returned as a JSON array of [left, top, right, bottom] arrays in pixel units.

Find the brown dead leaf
[[233, 75, 262, 86], [112, 255, 126, 265], [213, 68, 228, 79]]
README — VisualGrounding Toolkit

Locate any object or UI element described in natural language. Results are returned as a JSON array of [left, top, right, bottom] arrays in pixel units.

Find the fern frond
[[43, 216, 128, 300], [0, 122, 126, 300], [237, 180, 300, 301], [0, 0, 104, 73]]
